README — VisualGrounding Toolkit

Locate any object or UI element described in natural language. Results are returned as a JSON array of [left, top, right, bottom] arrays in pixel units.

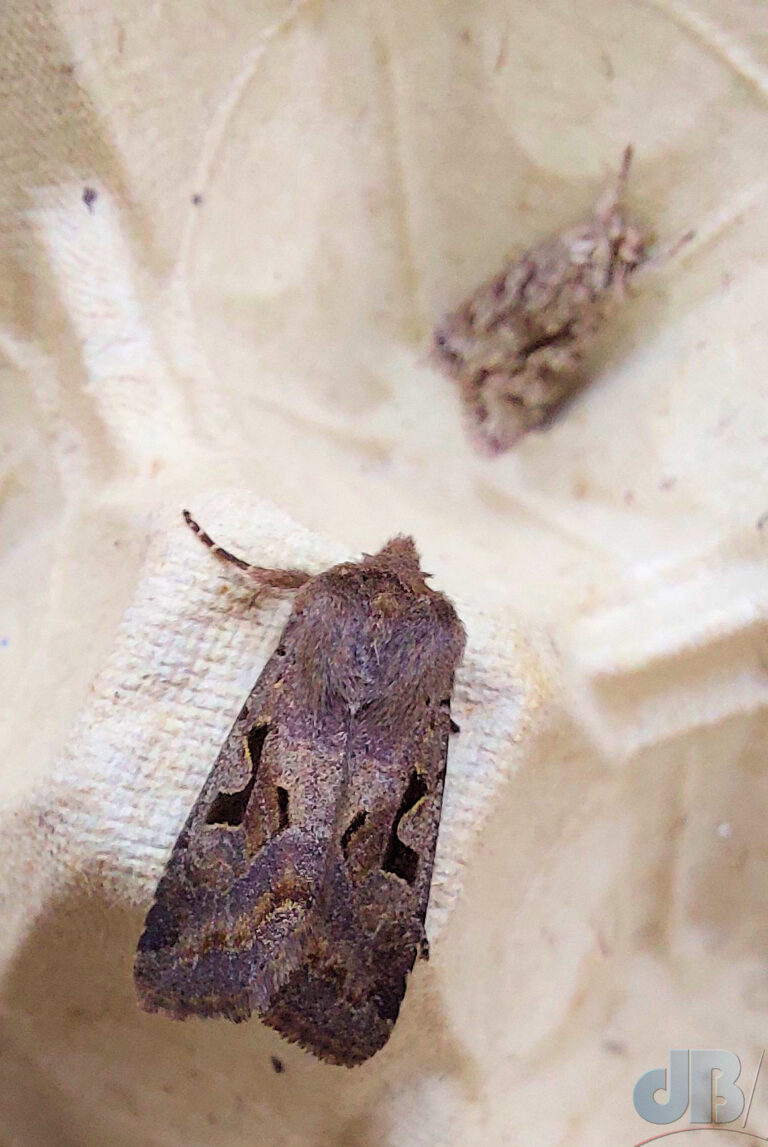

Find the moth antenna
[[594, 144, 633, 222], [618, 143, 633, 189], [182, 510, 311, 590], [639, 227, 695, 275]]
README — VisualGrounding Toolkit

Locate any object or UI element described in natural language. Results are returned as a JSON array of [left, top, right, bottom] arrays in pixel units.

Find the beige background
[[2, 0, 768, 1144]]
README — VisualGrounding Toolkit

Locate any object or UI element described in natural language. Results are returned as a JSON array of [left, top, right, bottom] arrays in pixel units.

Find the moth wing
[[134, 637, 345, 1021], [261, 698, 453, 1066]]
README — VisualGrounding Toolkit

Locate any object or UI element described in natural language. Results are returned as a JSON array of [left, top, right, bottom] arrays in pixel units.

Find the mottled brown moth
[[432, 146, 692, 454], [135, 513, 466, 1067]]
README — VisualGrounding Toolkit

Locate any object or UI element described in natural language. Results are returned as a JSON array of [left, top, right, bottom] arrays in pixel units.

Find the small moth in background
[[432, 146, 692, 454], [135, 513, 465, 1067]]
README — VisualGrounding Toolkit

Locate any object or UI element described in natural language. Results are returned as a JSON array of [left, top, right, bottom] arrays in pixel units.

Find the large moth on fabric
[[134, 514, 465, 1067]]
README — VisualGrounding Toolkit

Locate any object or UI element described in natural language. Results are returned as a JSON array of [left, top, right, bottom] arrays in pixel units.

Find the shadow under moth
[[135, 514, 466, 1067], [432, 146, 692, 455]]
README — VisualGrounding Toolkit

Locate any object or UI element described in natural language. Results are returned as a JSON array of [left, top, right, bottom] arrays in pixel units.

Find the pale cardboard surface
[[2, 1, 768, 1144]]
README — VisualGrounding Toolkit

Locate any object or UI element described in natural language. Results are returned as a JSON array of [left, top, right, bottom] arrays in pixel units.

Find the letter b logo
[[634, 1050, 744, 1125]]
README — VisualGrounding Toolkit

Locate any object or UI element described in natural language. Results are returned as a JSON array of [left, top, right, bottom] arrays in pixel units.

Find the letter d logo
[[634, 1050, 690, 1124]]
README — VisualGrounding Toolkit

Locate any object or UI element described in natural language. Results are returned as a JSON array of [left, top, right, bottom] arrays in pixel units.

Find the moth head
[[614, 222, 647, 273], [367, 535, 421, 575], [591, 147, 650, 278]]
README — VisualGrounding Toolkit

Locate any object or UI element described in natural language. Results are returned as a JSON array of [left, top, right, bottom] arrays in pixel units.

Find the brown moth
[[432, 146, 691, 454], [135, 513, 465, 1067]]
